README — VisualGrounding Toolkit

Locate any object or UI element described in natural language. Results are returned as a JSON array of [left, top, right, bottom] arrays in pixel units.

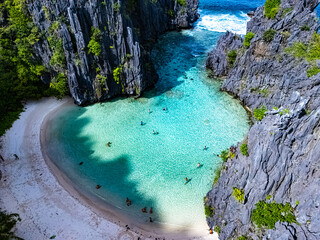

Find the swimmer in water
[[197, 163, 200, 168], [126, 197, 132, 206]]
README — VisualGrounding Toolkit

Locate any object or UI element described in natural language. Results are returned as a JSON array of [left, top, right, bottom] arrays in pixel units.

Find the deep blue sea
[[46, 0, 311, 234]]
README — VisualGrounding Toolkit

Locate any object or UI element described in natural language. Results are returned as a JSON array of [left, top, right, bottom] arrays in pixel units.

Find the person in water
[[96, 185, 101, 189], [126, 197, 132, 206], [107, 142, 111, 147], [142, 207, 147, 213], [149, 217, 153, 223], [185, 177, 188, 182], [203, 146, 207, 150], [197, 163, 200, 168], [79, 161, 84, 165], [141, 121, 144, 125], [149, 207, 153, 214]]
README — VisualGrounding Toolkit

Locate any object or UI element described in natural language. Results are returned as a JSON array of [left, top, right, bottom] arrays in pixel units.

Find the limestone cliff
[[205, 0, 320, 239], [27, 0, 199, 105]]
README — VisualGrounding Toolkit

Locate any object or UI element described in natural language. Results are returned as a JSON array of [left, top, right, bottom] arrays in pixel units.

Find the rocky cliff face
[[205, 0, 320, 239], [27, 0, 199, 105]]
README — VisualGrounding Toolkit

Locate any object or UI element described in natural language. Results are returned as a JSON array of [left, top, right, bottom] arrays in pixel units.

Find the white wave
[[195, 11, 250, 35]]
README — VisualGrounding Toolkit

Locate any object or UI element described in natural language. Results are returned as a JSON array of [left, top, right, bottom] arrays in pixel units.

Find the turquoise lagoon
[[44, 0, 266, 233]]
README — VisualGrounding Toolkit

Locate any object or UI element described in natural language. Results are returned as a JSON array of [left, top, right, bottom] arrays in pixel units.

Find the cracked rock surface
[[205, 0, 320, 239]]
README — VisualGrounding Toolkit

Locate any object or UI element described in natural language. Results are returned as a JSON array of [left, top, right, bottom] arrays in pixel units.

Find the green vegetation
[[263, 29, 277, 42], [113, 66, 122, 84], [251, 200, 297, 229], [232, 187, 245, 203], [0, 210, 22, 240], [42, 6, 50, 20], [113, 2, 121, 12], [240, 143, 249, 156], [220, 149, 229, 162], [88, 27, 102, 56], [227, 50, 237, 67], [237, 236, 247, 240], [48, 73, 68, 99], [253, 106, 268, 121], [213, 164, 223, 184], [264, 0, 281, 19], [48, 22, 66, 69], [285, 33, 320, 77], [280, 108, 289, 115], [301, 25, 310, 31], [306, 66, 320, 77], [281, 7, 293, 18], [204, 205, 214, 217], [281, 31, 291, 40], [214, 225, 221, 234], [0, 0, 49, 136], [250, 87, 269, 97], [258, 88, 269, 97], [266, 194, 272, 200], [176, 0, 187, 6], [243, 32, 255, 48], [214, 148, 236, 184], [305, 109, 312, 115]]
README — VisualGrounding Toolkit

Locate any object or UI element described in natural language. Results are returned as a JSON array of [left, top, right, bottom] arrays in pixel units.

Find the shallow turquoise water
[[44, 1, 267, 232]]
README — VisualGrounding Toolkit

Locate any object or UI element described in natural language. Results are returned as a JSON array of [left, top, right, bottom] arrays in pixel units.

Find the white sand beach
[[0, 97, 217, 240]]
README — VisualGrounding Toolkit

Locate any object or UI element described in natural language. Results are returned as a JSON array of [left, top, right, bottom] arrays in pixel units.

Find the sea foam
[[196, 11, 249, 35]]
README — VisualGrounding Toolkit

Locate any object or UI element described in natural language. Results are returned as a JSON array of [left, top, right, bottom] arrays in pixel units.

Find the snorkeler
[[197, 163, 200, 167], [126, 197, 132, 206]]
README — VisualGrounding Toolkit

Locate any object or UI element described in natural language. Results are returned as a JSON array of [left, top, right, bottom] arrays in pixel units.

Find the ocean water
[[45, 0, 265, 233]]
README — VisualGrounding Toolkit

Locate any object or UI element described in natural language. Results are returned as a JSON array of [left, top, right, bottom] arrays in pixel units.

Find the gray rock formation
[[27, 0, 199, 105], [205, 0, 320, 239]]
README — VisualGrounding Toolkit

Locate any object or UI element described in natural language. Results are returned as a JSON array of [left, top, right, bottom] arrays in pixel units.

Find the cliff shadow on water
[[44, 104, 211, 238], [45, 106, 157, 227]]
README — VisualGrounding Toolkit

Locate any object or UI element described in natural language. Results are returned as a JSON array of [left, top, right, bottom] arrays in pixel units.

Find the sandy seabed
[[0, 97, 218, 240]]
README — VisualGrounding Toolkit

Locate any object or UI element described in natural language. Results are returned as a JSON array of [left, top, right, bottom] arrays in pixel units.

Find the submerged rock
[[206, 0, 320, 239], [27, 0, 199, 105]]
